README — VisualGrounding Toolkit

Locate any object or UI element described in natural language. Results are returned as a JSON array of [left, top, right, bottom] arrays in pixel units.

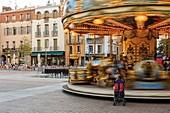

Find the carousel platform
[[63, 84, 170, 100]]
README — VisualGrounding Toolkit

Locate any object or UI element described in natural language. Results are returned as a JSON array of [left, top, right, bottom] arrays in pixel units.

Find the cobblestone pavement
[[0, 70, 170, 113]]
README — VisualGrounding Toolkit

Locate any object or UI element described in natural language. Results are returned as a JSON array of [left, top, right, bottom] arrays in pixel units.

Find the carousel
[[62, 0, 170, 90]]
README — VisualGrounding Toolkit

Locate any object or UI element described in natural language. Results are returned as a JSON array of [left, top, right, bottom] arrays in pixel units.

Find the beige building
[[0, 6, 35, 65], [31, 2, 65, 66]]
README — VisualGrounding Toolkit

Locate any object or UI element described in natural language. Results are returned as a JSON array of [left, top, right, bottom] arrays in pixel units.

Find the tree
[[157, 39, 164, 53], [157, 38, 169, 57], [19, 37, 32, 57]]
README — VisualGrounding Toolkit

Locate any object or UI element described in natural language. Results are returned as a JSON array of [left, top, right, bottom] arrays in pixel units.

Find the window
[[89, 45, 93, 53], [20, 27, 24, 34], [13, 27, 17, 35], [76, 35, 81, 43], [26, 13, 30, 20], [77, 46, 81, 54], [37, 12, 41, 20], [53, 23, 58, 31], [45, 39, 49, 48], [69, 46, 73, 54], [27, 26, 30, 34], [44, 24, 49, 36], [36, 25, 41, 36], [116, 47, 119, 55], [20, 14, 24, 21], [37, 40, 41, 51], [53, 10, 58, 18], [69, 33, 74, 44], [6, 28, 10, 35], [6, 16, 9, 23], [37, 25, 41, 32], [45, 24, 49, 31], [13, 41, 15, 49], [53, 39, 57, 50], [97, 45, 102, 53], [52, 23, 58, 36], [44, 11, 49, 22], [6, 28, 12, 35], [44, 11, 49, 18], [12, 15, 16, 22]]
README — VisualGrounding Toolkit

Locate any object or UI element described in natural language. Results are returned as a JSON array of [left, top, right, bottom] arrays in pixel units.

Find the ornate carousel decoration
[[62, 0, 170, 89]]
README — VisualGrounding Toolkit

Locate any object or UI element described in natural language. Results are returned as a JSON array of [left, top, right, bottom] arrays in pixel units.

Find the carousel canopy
[[62, 0, 170, 35]]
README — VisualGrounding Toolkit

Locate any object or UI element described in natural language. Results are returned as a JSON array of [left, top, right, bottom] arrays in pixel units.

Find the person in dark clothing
[[145, 62, 152, 78]]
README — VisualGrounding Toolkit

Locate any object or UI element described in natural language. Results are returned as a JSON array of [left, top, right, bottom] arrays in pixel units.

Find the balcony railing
[[32, 47, 42, 52], [43, 31, 49, 37], [52, 31, 58, 37], [2, 48, 9, 52], [76, 40, 82, 44], [35, 32, 41, 37], [20, 19, 24, 22], [2, 48, 19, 53], [50, 46, 59, 51]]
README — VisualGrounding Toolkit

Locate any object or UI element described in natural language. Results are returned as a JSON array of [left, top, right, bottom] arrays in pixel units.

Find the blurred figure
[[86, 56, 100, 83], [163, 59, 169, 71], [127, 55, 134, 70], [144, 62, 152, 78], [119, 56, 127, 77]]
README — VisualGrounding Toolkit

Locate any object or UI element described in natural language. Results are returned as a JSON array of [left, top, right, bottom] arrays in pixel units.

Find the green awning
[[31, 51, 65, 56]]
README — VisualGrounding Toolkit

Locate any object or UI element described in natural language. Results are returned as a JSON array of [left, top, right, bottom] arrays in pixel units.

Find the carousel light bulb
[[64, 29, 69, 33], [134, 15, 148, 22], [72, 31, 77, 36], [93, 18, 104, 25], [69, 23, 74, 29], [89, 34, 94, 38]]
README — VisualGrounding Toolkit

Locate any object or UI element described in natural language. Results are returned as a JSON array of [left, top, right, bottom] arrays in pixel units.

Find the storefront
[[31, 51, 65, 66]]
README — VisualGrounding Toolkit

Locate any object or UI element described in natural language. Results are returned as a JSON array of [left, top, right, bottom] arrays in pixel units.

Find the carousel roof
[[62, 0, 170, 35]]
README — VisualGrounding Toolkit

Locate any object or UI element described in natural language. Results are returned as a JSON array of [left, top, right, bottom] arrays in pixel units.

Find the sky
[[0, 0, 60, 12]]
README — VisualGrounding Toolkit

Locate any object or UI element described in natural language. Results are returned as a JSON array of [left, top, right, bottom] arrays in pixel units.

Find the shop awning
[[31, 51, 65, 56]]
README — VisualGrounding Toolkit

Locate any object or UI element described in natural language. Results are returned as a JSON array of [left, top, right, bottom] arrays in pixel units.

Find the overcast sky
[[0, 0, 60, 12]]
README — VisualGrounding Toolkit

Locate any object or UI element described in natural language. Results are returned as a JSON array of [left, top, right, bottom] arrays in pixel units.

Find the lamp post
[[45, 47, 47, 67], [20, 41, 23, 65]]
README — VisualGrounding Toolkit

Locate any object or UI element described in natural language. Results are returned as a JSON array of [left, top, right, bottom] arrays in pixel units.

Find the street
[[0, 70, 169, 113]]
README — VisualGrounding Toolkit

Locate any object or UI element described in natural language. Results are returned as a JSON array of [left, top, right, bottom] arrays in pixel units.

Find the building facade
[[0, 6, 35, 65], [31, 2, 65, 66], [65, 32, 120, 66]]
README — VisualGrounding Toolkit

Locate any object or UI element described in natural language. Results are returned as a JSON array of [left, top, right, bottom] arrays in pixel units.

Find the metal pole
[[83, 35, 86, 66], [68, 31, 70, 83], [45, 48, 47, 67], [94, 34, 96, 56], [110, 34, 113, 58]]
